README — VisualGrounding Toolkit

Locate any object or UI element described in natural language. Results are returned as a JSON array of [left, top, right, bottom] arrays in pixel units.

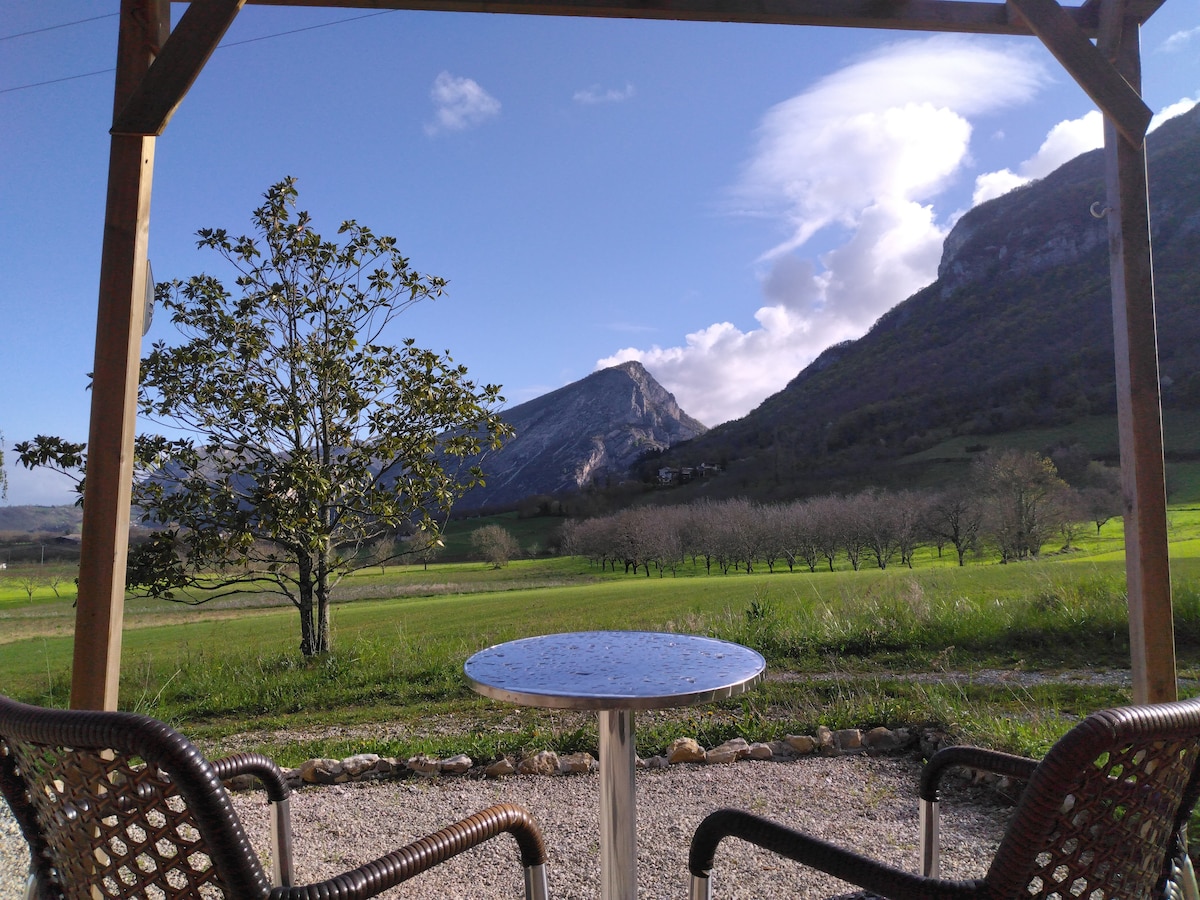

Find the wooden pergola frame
[[74, 0, 1176, 709]]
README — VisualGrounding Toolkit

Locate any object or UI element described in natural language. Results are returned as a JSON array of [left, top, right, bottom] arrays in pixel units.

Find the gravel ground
[[0, 755, 1011, 899]]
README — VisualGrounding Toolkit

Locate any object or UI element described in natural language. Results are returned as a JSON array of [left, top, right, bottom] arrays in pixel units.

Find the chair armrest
[[268, 802, 548, 900], [211, 752, 291, 802], [211, 752, 294, 887], [689, 808, 982, 900], [916, 746, 1038, 879], [919, 746, 1038, 803]]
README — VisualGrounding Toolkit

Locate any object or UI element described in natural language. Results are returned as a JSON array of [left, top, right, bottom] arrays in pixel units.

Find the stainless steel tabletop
[[463, 630, 765, 711]]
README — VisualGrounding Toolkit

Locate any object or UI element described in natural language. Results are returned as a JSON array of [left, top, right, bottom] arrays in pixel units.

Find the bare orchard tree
[[974, 449, 1069, 562], [808, 495, 846, 572], [471, 523, 521, 568], [855, 489, 902, 570], [925, 486, 984, 566], [894, 490, 930, 568], [1079, 463, 1123, 534], [785, 500, 824, 573]]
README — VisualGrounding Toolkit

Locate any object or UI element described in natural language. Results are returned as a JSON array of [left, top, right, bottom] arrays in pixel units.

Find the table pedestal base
[[599, 709, 637, 900]]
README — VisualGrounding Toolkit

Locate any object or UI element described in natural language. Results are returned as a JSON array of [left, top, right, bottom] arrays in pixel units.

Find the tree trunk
[[316, 537, 332, 654], [297, 550, 317, 656]]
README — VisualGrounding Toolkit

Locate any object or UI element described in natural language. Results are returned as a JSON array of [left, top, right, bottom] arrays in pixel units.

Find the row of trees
[[561, 449, 1122, 576]]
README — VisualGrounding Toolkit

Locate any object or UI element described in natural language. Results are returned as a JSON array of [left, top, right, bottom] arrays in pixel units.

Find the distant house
[[657, 463, 722, 486]]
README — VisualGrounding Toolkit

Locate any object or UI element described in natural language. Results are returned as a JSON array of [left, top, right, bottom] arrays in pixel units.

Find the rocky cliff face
[[670, 104, 1200, 485], [460, 361, 706, 510], [937, 104, 1200, 296]]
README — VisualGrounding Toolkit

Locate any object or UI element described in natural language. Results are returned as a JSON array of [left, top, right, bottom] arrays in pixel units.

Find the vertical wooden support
[[1102, 20, 1176, 704], [71, 0, 168, 711]]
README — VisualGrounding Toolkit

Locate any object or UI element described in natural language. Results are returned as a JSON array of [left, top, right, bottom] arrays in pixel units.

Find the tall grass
[[4, 555, 1199, 764]]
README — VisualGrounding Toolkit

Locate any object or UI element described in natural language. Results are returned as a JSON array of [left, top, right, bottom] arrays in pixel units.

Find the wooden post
[[71, 0, 168, 711], [1102, 18, 1176, 704]]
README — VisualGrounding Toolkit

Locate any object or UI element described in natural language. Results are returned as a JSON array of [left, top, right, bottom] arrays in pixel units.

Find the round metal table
[[464, 631, 766, 900]]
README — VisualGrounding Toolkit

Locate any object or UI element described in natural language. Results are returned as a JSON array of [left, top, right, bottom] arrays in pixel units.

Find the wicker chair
[[0, 694, 549, 900], [688, 697, 1200, 900]]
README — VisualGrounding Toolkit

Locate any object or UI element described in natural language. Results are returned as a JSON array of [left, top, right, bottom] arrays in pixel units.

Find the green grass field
[[3, 505, 1200, 767]]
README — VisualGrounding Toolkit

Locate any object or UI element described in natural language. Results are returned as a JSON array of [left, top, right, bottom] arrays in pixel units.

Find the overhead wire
[[0, 9, 397, 96], [0, 13, 118, 42]]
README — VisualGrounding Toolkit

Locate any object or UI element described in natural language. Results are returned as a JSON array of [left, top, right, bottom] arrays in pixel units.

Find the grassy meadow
[[3, 508, 1200, 768]]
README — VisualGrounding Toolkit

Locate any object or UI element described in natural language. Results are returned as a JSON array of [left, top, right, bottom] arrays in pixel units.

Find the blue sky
[[2, 1, 1199, 506]]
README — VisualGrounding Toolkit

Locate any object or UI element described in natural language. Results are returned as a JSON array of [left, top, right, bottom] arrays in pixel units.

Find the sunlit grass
[[1, 516, 1198, 765]]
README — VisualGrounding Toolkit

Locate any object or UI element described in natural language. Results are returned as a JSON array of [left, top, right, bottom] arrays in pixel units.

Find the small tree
[[21, 179, 512, 657], [20, 577, 38, 602], [471, 524, 520, 568], [408, 524, 444, 570]]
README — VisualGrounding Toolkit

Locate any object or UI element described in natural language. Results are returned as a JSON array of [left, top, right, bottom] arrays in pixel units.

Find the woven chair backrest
[[0, 696, 272, 900], [985, 697, 1200, 900]]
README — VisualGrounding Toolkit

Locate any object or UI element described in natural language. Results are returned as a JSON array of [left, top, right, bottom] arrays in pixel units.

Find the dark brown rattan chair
[[688, 697, 1200, 900], [0, 694, 549, 900]]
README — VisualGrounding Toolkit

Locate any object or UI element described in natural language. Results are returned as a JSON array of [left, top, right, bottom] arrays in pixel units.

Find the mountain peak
[[459, 363, 706, 509]]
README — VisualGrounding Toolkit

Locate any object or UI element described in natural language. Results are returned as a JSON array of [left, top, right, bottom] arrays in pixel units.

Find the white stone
[[834, 728, 863, 752], [342, 753, 380, 777], [704, 746, 739, 765], [558, 752, 596, 775], [407, 754, 441, 775], [441, 754, 472, 774], [785, 735, 816, 754], [300, 758, 343, 784], [485, 757, 516, 778], [517, 750, 559, 776]]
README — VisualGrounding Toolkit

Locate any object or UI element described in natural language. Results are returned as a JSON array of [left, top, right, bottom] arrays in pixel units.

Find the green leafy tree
[[20, 179, 511, 656]]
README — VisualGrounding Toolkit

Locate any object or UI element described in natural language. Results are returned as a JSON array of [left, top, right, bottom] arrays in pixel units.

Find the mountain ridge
[[661, 105, 1200, 494], [458, 360, 706, 510]]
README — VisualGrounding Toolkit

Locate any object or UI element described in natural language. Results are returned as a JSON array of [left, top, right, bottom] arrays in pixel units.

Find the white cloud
[[1151, 97, 1199, 131], [425, 72, 500, 136], [970, 97, 1200, 207], [574, 83, 635, 105], [1161, 26, 1200, 52], [973, 110, 1103, 205], [599, 35, 1045, 426]]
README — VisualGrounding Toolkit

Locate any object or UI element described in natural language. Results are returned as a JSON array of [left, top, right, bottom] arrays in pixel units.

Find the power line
[[0, 69, 114, 96], [0, 13, 118, 42], [222, 9, 395, 48], [0, 10, 397, 97]]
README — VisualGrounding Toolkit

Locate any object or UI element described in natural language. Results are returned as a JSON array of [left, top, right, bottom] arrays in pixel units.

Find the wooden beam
[[1100, 15, 1175, 704], [239, 0, 1101, 36], [1008, 0, 1151, 145], [71, 0, 168, 712], [1082, 0, 1169, 27], [112, 0, 246, 136]]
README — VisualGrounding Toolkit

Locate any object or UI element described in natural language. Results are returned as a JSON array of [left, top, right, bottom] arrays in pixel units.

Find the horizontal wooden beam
[[1081, 0, 1167, 26], [1009, 0, 1151, 144], [239, 0, 1100, 35], [112, 0, 246, 135]]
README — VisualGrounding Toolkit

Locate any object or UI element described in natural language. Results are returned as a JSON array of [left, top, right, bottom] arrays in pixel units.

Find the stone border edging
[[225, 724, 968, 791]]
